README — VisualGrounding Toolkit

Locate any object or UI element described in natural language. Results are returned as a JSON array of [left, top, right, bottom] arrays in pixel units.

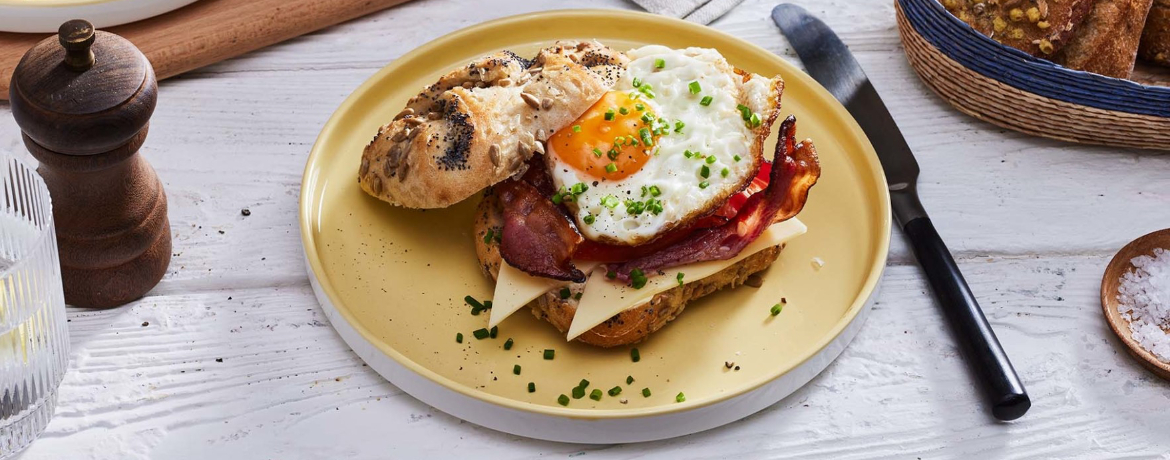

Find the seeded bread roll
[[943, 0, 1095, 57], [359, 42, 629, 209], [471, 189, 782, 348], [1140, 0, 1170, 66], [1053, 0, 1155, 78]]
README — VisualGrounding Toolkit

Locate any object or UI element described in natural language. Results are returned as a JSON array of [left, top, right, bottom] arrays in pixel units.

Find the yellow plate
[[300, 10, 890, 442]]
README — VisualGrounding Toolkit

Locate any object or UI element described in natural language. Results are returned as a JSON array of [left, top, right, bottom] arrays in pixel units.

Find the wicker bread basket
[[896, 0, 1170, 150]]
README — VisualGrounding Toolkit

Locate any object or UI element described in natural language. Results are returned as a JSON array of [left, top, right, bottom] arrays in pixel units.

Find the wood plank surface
[[0, 0, 1168, 457]]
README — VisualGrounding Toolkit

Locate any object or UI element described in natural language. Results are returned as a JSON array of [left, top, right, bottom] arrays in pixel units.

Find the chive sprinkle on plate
[[543, 349, 555, 360]]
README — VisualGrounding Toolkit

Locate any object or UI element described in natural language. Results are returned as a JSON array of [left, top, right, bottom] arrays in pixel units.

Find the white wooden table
[[3, 0, 1170, 457]]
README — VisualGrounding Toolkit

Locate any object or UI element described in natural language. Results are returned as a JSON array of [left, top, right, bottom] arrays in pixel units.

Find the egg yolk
[[548, 91, 658, 180]]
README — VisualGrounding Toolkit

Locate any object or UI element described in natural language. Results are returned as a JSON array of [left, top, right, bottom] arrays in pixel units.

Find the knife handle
[[902, 216, 1030, 421]]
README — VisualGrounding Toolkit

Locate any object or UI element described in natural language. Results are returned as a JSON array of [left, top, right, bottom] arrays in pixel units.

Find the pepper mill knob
[[59, 19, 95, 71], [8, 20, 170, 308]]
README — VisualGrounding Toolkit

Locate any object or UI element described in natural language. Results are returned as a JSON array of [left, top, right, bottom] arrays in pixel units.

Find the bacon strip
[[496, 179, 587, 282], [608, 115, 820, 281]]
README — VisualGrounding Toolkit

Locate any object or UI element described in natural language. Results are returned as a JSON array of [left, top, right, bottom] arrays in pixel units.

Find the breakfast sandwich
[[359, 41, 820, 347]]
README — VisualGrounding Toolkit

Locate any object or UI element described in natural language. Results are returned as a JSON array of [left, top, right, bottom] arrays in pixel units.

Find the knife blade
[[772, 3, 1030, 421]]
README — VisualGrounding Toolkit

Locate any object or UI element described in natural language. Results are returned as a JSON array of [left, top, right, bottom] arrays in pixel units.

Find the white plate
[[0, 0, 199, 33]]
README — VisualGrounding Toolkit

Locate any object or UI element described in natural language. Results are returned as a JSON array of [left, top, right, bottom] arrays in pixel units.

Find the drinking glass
[[0, 153, 68, 458]]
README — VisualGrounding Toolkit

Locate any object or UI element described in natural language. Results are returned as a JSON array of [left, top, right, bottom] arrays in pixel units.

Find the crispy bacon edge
[[607, 115, 820, 281], [496, 179, 587, 283]]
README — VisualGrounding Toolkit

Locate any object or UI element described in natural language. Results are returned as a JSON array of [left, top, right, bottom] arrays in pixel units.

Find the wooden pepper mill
[[9, 20, 171, 308]]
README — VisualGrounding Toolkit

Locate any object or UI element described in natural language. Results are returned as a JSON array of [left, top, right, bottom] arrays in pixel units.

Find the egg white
[[548, 45, 774, 245]]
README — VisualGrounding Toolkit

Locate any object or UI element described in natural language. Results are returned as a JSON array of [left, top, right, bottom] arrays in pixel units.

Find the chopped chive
[[699, 180, 710, 189], [626, 375, 635, 385], [456, 333, 463, 343], [635, 103, 645, 111], [593, 147, 604, 158], [464, 296, 484, 310], [639, 128, 654, 146], [578, 378, 590, 389], [700, 165, 710, 178], [571, 182, 588, 194], [607, 149, 619, 160], [700, 95, 713, 106], [483, 229, 494, 244], [676, 392, 686, 403], [558, 394, 570, 406], [705, 155, 717, 165], [674, 121, 685, 133], [513, 364, 522, 375], [472, 328, 489, 340], [528, 382, 536, 393], [632, 77, 643, 88], [640, 113, 653, 124], [721, 167, 730, 178], [590, 389, 603, 401], [583, 214, 595, 225], [688, 81, 701, 94], [504, 338, 514, 350], [601, 195, 619, 208], [605, 163, 618, 173], [605, 109, 615, 121], [630, 268, 647, 289], [771, 303, 783, 316], [606, 270, 617, 279], [654, 58, 666, 69], [543, 349, 555, 360], [574, 292, 582, 300], [560, 287, 571, 299], [609, 386, 622, 396], [677, 272, 685, 286], [684, 150, 694, 158], [490, 326, 498, 338], [733, 154, 741, 162], [642, 388, 652, 397], [648, 185, 661, 196], [573, 386, 586, 399], [470, 307, 482, 316], [631, 348, 641, 362], [748, 113, 761, 128], [619, 106, 629, 115], [736, 104, 752, 121], [572, 125, 582, 133]]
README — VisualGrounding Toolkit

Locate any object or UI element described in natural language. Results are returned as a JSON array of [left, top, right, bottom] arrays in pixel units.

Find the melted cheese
[[485, 218, 807, 339], [488, 260, 598, 328], [566, 219, 807, 340]]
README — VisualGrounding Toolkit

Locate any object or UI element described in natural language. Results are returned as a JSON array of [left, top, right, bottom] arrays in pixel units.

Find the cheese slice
[[488, 260, 599, 328], [566, 218, 807, 341]]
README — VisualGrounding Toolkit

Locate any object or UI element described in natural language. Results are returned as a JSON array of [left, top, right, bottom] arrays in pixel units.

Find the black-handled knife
[[772, 3, 1029, 421]]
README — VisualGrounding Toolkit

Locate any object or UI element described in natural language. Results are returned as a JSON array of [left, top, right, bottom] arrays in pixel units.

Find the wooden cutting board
[[0, 0, 414, 101]]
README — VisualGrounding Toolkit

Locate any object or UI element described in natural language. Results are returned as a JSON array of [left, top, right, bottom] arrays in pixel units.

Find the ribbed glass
[[0, 154, 68, 459]]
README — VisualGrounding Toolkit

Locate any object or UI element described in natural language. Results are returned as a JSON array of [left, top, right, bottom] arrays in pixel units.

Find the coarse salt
[[1117, 247, 1170, 363]]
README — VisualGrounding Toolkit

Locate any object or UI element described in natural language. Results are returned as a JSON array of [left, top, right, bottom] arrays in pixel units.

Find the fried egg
[[546, 45, 783, 245]]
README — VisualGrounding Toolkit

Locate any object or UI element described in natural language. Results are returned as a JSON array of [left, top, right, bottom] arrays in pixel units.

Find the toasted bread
[[358, 42, 628, 209], [471, 189, 782, 348], [1140, 0, 1170, 66], [1054, 0, 1154, 78], [943, 0, 1095, 57]]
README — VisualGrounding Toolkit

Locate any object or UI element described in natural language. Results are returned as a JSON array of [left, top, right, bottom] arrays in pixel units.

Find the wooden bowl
[[1100, 228, 1170, 380], [895, 0, 1170, 151]]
